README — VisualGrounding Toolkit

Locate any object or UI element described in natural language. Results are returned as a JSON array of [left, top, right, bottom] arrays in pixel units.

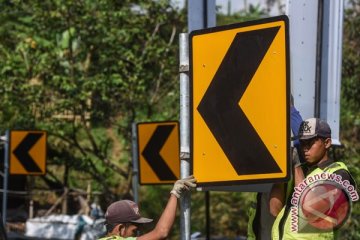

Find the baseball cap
[[294, 118, 331, 140], [105, 200, 153, 225]]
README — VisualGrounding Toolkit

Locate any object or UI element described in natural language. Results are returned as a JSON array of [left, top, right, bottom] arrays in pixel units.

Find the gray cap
[[105, 200, 153, 225], [295, 118, 331, 140]]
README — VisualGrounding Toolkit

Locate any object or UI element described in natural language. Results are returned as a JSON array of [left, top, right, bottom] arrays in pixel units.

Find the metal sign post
[[185, 2, 216, 240], [2, 130, 9, 224], [286, 0, 343, 145], [319, 0, 344, 145], [0, 213, 7, 240], [179, 32, 191, 240], [131, 123, 139, 204]]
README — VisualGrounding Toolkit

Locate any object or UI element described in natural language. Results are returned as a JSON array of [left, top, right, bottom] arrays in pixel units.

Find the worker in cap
[[99, 175, 196, 240]]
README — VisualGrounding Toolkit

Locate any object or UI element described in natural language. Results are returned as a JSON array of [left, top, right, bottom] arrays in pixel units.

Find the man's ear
[[112, 223, 124, 235], [119, 224, 126, 236], [324, 138, 332, 149]]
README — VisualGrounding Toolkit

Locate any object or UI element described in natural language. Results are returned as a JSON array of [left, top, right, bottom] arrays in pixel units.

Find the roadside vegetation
[[0, 0, 359, 238]]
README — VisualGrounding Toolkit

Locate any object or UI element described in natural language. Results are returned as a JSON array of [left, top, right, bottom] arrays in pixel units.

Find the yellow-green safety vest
[[272, 161, 354, 240], [247, 193, 258, 240]]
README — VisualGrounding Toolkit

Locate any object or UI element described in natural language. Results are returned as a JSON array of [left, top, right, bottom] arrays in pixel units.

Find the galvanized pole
[[2, 130, 9, 224], [286, 0, 319, 119], [179, 32, 191, 240], [131, 123, 139, 204], [0, 212, 7, 240], [319, 0, 344, 145], [184, 1, 216, 239], [188, 0, 216, 32], [186, 1, 216, 239]]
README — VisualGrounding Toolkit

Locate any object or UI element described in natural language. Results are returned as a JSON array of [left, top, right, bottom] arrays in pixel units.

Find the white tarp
[[25, 214, 105, 239]]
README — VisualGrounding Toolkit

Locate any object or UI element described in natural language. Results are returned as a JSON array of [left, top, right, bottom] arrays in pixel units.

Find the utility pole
[[287, 0, 344, 145], [180, 1, 216, 240]]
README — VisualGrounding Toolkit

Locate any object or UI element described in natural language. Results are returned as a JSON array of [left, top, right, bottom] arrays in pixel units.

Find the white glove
[[292, 147, 301, 168], [170, 175, 197, 198]]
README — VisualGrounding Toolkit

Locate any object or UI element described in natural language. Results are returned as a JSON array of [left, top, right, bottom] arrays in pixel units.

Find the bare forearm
[[139, 194, 178, 240], [138, 175, 196, 240], [155, 194, 178, 236]]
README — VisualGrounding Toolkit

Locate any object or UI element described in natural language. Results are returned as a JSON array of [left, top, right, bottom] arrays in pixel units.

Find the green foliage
[[217, 3, 269, 26], [0, 0, 185, 205], [342, 1, 360, 114], [186, 191, 257, 239], [337, 0, 360, 238], [1, 0, 360, 238]]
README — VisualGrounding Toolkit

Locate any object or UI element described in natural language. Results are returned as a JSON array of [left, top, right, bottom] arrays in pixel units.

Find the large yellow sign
[[190, 16, 290, 186], [10, 130, 47, 175], [137, 121, 180, 184]]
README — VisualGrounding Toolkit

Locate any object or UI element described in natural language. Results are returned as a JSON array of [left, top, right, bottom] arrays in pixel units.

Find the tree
[[0, 0, 185, 208], [338, 0, 360, 239], [217, 2, 269, 26]]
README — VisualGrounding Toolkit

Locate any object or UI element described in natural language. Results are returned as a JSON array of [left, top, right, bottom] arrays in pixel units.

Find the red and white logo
[[300, 182, 350, 230]]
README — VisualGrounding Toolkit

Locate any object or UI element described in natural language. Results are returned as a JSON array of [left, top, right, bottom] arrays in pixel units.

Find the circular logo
[[300, 182, 350, 230]]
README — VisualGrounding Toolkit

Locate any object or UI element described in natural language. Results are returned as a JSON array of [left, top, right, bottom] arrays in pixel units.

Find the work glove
[[292, 147, 302, 168], [170, 175, 197, 198]]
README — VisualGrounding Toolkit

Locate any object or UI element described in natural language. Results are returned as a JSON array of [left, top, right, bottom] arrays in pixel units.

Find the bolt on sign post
[[10, 130, 47, 175], [190, 16, 290, 187], [136, 121, 180, 185]]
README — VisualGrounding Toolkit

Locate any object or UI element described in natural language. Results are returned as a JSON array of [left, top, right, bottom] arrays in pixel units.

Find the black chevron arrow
[[13, 133, 43, 173], [142, 125, 177, 181], [197, 27, 282, 175]]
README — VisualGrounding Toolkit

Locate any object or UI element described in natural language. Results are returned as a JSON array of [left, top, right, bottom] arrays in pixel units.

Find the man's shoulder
[[99, 236, 137, 240], [334, 168, 357, 186], [320, 160, 349, 173], [324, 161, 357, 186]]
